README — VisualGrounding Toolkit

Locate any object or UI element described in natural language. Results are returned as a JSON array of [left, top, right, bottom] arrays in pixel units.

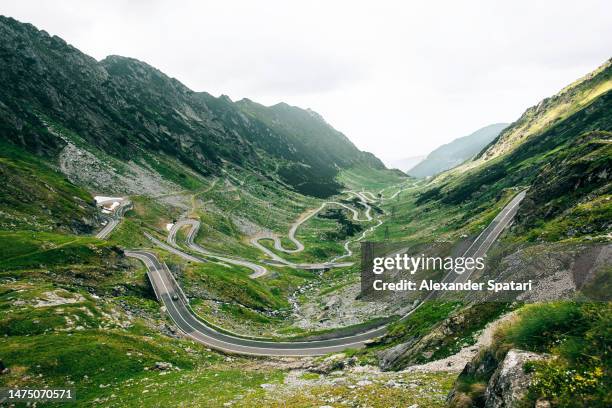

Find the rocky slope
[[0, 139, 100, 233]]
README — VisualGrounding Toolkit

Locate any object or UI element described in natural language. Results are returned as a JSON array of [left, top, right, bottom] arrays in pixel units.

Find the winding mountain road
[[157, 191, 378, 272], [126, 191, 526, 356], [125, 249, 382, 356], [169, 219, 268, 278], [248, 191, 375, 268], [95, 199, 132, 239]]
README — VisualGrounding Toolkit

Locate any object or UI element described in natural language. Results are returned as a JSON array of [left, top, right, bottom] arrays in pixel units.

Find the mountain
[[420, 59, 611, 241], [407, 123, 508, 178], [374, 60, 611, 406], [477, 60, 612, 163], [386, 155, 425, 172], [0, 16, 384, 198]]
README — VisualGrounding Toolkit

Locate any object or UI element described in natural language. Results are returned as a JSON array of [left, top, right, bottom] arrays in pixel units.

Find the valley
[[0, 14, 610, 408]]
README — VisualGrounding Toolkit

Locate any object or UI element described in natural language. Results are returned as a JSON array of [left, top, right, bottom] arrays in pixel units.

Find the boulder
[[153, 362, 173, 371], [484, 349, 547, 408], [377, 339, 417, 370], [310, 353, 356, 374]]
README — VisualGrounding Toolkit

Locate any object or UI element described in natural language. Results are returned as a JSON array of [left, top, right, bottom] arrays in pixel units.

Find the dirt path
[[402, 311, 517, 373]]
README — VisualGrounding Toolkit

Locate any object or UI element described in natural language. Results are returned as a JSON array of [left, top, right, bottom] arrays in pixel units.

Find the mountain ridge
[[407, 123, 508, 178], [0, 15, 386, 198], [474, 58, 612, 165]]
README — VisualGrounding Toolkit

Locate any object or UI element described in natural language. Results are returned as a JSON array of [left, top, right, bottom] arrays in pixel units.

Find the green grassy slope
[[0, 140, 98, 233], [411, 83, 611, 243], [448, 302, 610, 407]]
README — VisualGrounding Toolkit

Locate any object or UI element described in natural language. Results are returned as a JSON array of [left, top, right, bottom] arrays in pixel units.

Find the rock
[[484, 349, 547, 408], [467, 350, 498, 378], [407, 405, 419, 408], [310, 353, 347, 374], [535, 399, 551, 408], [356, 379, 372, 387], [377, 340, 416, 370], [153, 362, 173, 371]]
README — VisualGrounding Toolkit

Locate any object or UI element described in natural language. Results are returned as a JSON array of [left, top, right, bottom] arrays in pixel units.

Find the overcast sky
[[3, 1, 611, 165]]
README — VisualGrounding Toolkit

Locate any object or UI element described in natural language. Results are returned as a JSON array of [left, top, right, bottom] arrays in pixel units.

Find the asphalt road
[[445, 190, 526, 285], [248, 191, 375, 269], [125, 249, 384, 356], [127, 191, 526, 355], [159, 193, 372, 271], [169, 219, 269, 278], [95, 200, 132, 239]]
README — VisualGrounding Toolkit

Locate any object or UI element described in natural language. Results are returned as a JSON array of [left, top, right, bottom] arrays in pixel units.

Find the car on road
[[172, 294, 179, 301]]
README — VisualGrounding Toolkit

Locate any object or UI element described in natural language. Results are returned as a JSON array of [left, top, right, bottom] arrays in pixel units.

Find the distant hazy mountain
[[407, 123, 508, 178], [386, 155, 425, 172]]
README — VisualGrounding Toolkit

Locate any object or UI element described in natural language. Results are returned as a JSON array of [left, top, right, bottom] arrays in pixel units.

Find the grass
[[0, 277, 284, 407], [0, 230, 113, 271], [202, 168, 318, 233], [182, 261, 289, 311], [238, 370, 455, 408], [0, 328, 283, 407], [109, 195, 182, 247], [140, 153, 207, 191], [507, 302, 611, 407], [0, 284, 101, 336], [385, 301, 462, 343], [338, 165, 408, 192], [522, 193, 612, 243], [0, 140, 97, 233], [450, 302, 611, 408], [106, 364, 283, 407]]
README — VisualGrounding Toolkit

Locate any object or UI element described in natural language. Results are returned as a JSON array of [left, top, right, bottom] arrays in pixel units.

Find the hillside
[[416, 60, 611, 242], [0, 140, 100, 233], [0, 16, 383, 198], [476, 59, 612, 165], [363, 59, 611, 407], [0, 15, 413, 406], [407, 123, 507, 178]]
